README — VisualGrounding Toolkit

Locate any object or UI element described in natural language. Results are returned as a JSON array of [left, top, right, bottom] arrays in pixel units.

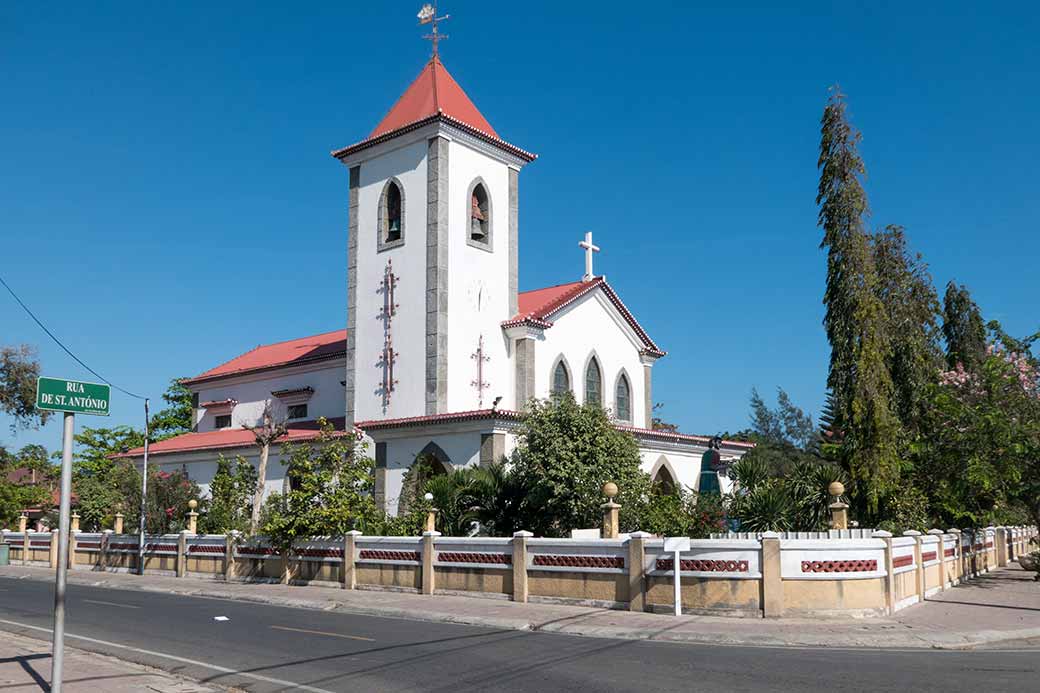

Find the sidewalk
[[0, 630, 220, 692], [2, 563, 1038, 650]]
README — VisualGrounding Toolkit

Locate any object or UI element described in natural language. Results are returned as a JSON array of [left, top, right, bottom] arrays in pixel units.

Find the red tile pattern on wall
[[77, 541, 102, 550], [358, 549, 421, 562], [656, 558, 749, 573], [238, 546, 279, 557], [801, 559, 878, 573], [892, 555, 914, 569], [295, 547, 343, 559], [944, 547, 956, 558], [532, 554, 624, 569], [921, 551, 937, 562], [438, 551, 512, 565], [187, 544, 225, 554], [109, 542, 177, 552]]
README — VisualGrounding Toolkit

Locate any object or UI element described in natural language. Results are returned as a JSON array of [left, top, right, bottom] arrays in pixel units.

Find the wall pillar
[[101, 530, 112, 572], [903, 530, 924, 600], [514, 337, 536, 408], [68, 529, 78, 570], [627, 532, 650, 612], [18, 513, 27, 533], [70, 513, 80, 533], [760, 532, 782, 618], [996, 527, 1008, 567], [49, 529, 59, 568], [947, 529, 962, 583], [511, 531, 532, 603], [928, 529, 946, 591], [422, 531, 440, 595], [873, 530, 895, 615], [22, 531, 30, 566], [343, 530, 361, 590], [113, 513, 124, 534], [176, 531, 188, 578]]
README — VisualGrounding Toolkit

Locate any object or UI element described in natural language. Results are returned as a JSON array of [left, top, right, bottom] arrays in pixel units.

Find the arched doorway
[[399, 442, 452, 512]]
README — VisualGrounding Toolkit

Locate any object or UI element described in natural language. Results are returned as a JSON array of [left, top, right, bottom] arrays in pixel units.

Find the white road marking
[[0, 618, 337, 693], [271, 624, 375, 641], [83, 599, 139, 609], [213, 616, 229, 621]]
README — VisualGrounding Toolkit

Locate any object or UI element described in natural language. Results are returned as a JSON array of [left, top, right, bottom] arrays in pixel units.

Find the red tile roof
[[331, 58, 536, 164], [505, 278, 665, 358], [183, 330, 346, 386], [370, 55, 497, 139], [356, 409, 522, 431], [115, 417, 348, 458]]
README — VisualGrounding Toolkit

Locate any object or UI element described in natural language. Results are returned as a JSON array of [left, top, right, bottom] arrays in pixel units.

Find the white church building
[[119, 55, 751, 513]]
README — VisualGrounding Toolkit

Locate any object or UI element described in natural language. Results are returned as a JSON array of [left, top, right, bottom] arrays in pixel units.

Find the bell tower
[[333, 56, 536, 425]]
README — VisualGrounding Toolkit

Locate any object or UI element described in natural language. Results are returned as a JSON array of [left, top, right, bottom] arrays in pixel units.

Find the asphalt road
[[0, 576, 1037, 692]]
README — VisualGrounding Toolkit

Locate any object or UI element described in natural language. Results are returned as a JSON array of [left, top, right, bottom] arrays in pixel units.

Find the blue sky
[[2, 1, 1038, 452]]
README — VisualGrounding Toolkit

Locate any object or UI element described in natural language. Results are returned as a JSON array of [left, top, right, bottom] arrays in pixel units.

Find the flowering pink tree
[[922, 343, 1040, 526]]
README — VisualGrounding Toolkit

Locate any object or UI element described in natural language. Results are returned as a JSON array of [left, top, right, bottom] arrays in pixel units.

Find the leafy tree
[[816, 87, 901, 513], [871, 226, 943, 436], [149, 378, 194, 441], [260, 420, 380, 562], [509, 393, 652, 536], [0, 449, 50, 527], [748, 387, 817, 450], [244, 400, 288, 534], [71, 426, 146, 531], [640, 488, 727, 538], [0, 345, 51, 430], [942, 282, 987, 372], [200, 454, 257, 534], [917, 345, 1040, 527]]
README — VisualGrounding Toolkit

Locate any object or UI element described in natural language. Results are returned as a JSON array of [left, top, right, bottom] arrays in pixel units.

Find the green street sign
[[36, 377, 110, 416]]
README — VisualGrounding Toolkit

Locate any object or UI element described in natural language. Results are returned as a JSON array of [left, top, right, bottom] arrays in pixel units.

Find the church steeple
[[370, 56, 498, 139]]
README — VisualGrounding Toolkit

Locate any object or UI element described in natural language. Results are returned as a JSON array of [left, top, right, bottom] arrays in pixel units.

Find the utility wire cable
[[0, 273, 146, 400]]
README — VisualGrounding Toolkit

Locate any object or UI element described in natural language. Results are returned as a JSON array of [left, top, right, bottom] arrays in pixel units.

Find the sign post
[[663, 536, 690, 617], [36, 377, 110, 693]]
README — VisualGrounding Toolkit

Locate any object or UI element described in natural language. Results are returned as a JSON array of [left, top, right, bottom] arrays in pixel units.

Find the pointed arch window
[[585, 358, 602, 407], [615, 373, 631, 422], [378, 178, 405, 251], [552, 360, 570, 397], [467, 180, 492, 249]]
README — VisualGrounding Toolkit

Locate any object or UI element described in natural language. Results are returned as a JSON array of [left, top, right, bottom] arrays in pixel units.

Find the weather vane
[[418, 3, 450, 57]]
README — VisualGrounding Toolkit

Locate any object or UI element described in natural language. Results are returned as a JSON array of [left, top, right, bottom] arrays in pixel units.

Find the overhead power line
[[0, 273, 146, 400]]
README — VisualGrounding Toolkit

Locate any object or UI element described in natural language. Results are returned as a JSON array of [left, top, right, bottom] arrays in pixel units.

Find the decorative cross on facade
[[382, 259, 399, 319], [470, 334, 491, 407], [380, 333, 399, 407], [579, 231, 600, 281], [418, 3, 450, 57]]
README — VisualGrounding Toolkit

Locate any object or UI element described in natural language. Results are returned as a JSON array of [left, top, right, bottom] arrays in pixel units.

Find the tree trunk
[[250, 442, 270, 534]]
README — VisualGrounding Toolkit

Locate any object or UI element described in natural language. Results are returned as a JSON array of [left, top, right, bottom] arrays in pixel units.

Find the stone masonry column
[[928, 529, 946, 591], [996, 527, 1008, 567], [760, 531, 782, 618], [512, 531, 532, 603], [343, 530, 361, 590], [601, 482, 620, 539], [422, 531, 440, 595], [22, 528, 29, 566], [873, 530, 895, 615], [627, 532, 651, 612]]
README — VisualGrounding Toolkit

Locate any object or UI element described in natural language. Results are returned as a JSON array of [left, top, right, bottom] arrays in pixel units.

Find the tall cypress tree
[[871, 225, 943, 435], [816, 88, 900, 512], [941, 282, 987, 371]]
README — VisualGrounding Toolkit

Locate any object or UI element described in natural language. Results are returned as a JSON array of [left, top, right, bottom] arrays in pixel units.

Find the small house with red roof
[[118, 53, 751, 513]]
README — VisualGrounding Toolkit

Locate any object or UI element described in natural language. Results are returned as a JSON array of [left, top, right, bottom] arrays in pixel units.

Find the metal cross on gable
[[470, 334, 491, 407], [382, 259, 399, 319]]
